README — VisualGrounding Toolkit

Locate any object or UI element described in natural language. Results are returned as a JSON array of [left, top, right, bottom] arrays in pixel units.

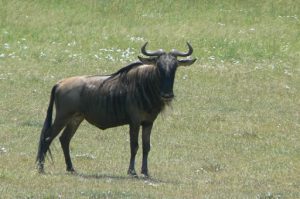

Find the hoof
[[38, 168, 45, 174], [141, 169, 149, 178], [127, 169, 138, 177], [67, 167, 76, 174], [37, 163, 45, 174], [141, 173, 150, 179]]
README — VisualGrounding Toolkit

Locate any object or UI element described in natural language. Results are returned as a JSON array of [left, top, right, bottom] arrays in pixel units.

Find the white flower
[[130, 36, 145, 42], [0, 147, 7, 153], [40, 52, 46, 57], [4, 43, 10, 49], [208, 56, 215, 60]]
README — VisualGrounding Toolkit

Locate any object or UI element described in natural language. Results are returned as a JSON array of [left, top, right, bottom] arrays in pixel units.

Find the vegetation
[[0, 0, 299, 198]]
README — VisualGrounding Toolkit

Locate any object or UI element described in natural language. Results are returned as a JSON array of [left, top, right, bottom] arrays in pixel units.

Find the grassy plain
[[0, 0, 299, 198]]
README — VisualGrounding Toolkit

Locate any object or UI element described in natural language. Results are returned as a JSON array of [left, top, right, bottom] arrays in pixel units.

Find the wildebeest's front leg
[[141, 123, 153, 177], [128, 124, 140, 177]]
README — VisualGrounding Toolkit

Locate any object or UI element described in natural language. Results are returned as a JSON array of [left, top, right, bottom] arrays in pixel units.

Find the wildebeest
[[36, 42, 196, 177]]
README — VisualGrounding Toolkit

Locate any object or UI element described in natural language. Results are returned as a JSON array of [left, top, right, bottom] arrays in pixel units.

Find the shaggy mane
[[99, 61, 164, 113], [107, 61, 144, 79]]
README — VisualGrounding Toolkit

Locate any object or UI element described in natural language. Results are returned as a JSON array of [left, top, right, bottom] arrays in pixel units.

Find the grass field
[[0, 0, 299, 198]]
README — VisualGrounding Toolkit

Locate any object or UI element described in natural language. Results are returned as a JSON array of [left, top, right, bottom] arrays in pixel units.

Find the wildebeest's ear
[[178, 58, 197, 67], [138, 56, 157, 65]]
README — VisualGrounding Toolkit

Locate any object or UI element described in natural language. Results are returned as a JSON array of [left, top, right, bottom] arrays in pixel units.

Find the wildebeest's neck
[[103, 62, 165, 113]]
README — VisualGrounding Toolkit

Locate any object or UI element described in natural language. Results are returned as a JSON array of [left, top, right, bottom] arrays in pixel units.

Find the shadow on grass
[[73, 172, 180, 185], [76, 172, 134, 180], [36, 166, 180, 185]]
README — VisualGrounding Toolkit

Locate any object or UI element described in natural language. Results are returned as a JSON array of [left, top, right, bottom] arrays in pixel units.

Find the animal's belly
[[83, 111, 129, 130]]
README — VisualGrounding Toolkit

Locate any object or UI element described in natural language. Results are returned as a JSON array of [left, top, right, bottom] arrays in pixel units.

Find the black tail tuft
[[36, 85, 57, 165]]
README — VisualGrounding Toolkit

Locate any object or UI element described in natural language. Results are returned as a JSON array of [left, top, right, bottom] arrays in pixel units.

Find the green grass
[[0, 0, 299, 198]]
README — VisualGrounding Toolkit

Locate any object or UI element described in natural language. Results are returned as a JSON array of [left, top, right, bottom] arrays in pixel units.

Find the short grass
[[0, 0, 299, 198]]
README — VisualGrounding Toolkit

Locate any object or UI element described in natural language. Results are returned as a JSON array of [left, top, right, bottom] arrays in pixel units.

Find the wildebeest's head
[[138, 42, 196, 101]]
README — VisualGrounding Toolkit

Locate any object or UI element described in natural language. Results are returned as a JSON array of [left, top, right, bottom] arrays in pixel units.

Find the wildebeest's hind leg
[[59, 116, 83, 172], [37, 116, 68, 173]]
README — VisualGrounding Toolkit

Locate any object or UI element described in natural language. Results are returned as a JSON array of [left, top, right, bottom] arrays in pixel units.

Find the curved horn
[[171, 42, 193, 57], [141, 42, 165, 56]]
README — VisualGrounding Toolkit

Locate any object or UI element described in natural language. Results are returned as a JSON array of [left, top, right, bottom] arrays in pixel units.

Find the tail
[[36, 85, 57, 165]]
